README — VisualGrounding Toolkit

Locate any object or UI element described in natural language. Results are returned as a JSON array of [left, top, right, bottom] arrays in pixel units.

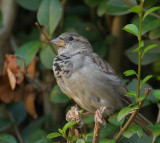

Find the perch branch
[[66, 105, 82, 143], [115, 88, 151, 141], [152, 103, 160, 142], [93, 107, 106, 143], [35, 22, 57, 55]]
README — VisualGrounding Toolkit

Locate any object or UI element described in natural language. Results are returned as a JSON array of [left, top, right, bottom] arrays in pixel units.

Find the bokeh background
[[0, 0, 160, 142]]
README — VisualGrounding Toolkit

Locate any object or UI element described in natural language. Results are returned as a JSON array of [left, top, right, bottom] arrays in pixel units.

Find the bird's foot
[[95, 107, 106, 126], [66, 105, 83, 126]]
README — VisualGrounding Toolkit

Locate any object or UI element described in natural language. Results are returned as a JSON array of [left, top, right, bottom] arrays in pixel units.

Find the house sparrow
[[51, 32, 152, 135]]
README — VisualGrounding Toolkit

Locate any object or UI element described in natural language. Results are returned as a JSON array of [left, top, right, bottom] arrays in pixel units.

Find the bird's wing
[[88, 53, 131, 106]]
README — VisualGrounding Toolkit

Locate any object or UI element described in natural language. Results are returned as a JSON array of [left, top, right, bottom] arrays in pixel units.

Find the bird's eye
[[69, 37, 74, 41]]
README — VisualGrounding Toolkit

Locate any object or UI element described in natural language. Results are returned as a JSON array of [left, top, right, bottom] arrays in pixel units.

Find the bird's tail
[[133, 113, 152, 136]]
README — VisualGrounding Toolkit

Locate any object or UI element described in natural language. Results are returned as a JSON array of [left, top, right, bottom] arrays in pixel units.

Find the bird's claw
[[95, 107, 106, 126], [66, 105, 83, 127]]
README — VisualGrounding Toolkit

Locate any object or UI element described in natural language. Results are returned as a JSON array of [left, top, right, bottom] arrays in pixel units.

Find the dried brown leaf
[[24, 84, 38, 119], [7, 68, 16, 90], [27, 57, 38, 79]]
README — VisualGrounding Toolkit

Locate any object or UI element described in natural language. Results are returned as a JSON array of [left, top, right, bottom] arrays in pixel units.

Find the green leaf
[[130, 105, 139, 111], [149, 27, 160, 40], [143, 7, 160, 20], [58, 129, 63, 134], [136, 94, 146, 102], [105, 0, 137, 15], [97, 0, 108, 17], [108, 113, 125, 126], [70, 136, 77, 142], [127, 79, 158, 107], [147, 122, 160, 136], [92, 40, 108, 58], [144, 0, 159, 8], [123, 70, 137, 76], [76, 139, 85, 143], [50, 85, 70, 103], [28, 129, 48, 143], [117, 107, 131, 122], [132, 40, 144, 52], [123, 24, 139, 36], [125, 40, 160, 65], [12, 101, 27, 125], [15, 0, 42, 11], [85, 133, 93, 142], [0, 134, 18, 143], [122, 124, 143, 138], [100, 124, 118, 139], [15, 41, 43, 68], [47, 132, 62, 139], [16, 28, 40, 43], [129, 6, 140, 14], [153, 89, 160, 100], [84, 0, 101, 7], [154, 137, 160, 143], [100, 138, 116, 143], [82, 115, 94, 124], [62, 121, 77, 133], [125, 91, 137, 97], [37, 0, 62, 37], [140, 75, 153, 88], [133, 16, 160, 35], [22, 116, 45, 143], [0, 117, 12, 131], [119, 133, 152, 143], [142, 44, 158, 59], [40, 44, 56, 69]]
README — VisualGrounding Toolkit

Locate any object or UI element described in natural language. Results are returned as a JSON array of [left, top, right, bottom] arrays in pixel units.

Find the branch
[[0, 0, 17, 73], [35, 22, 57, 55], [153, 103, 160, 142], [115, 88, 151, 141], [58, 0, 66, 33], [121, 0, 160, 18], [93, 107, 106, 143], [8, 111, 24, 143]]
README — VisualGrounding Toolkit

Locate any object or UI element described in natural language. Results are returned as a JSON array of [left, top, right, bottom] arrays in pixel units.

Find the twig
[[67, 126, 75, 143], [8, 111, 24, 143], [139, 88, 151, 108], [156, 104, 160, 122], [120, 0, 160, 18], [93, 122, 102, 143], [81, 112, 93, 117], [152, 103, 160, 142], [35, 22, 57, 55], [66, 105, 83, 143], [93, 107, 106, 143], [136, 0, 144, 99], [75, 128, 81, 140], [59, 0, 66, 33], [104, 13, 112, 31], [115, 88, 151, 141]]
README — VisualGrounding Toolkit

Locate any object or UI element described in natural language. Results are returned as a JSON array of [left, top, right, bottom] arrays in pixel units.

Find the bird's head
[[50, 32, 93, 55]]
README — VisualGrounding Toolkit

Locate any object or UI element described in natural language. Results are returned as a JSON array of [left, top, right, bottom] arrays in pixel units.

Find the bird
[[51, 32, 152, 135]]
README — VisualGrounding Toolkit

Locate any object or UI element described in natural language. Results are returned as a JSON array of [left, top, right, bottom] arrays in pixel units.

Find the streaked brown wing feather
[[88, 53, 132, 106]]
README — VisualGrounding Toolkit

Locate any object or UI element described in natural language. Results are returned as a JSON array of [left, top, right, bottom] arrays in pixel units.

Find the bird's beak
[[50, 39, 66, 48]]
